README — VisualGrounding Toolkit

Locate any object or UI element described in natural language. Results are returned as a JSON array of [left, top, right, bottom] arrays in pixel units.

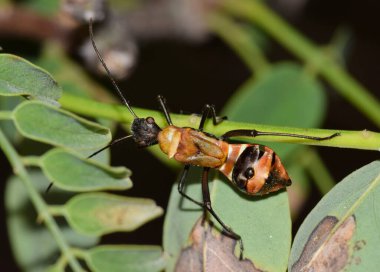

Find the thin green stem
[[21, 156, 41, 167], [48, 205, 66, 217], [0, 110, 13, 120], [48, 254, 67, 271], [220, 0, 380, 127], [60, 93, 380, 151], [71, 248, 89, 261], [207, 11, 270, 76], [0, 129, 84, 272]]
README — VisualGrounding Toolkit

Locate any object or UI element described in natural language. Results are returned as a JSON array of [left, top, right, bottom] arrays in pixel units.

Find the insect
[[88, 19, 340, 257]]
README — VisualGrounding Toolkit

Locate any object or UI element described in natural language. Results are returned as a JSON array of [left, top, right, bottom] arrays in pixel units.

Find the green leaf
[[62, 193, 163, 236], [0, 54, 61, 105], [164, 63, 326, 271], [163, 168, 205, 271], [86, 245, 166, 272], [5, 171, 99, 272], [289, 161, 380, 271], [0, 96, 23, 144], [13, 101, 111, 150], [21, 0, 60, 16], [215, 63, 326, 271], [46, 263, 65, 272], [223, 62, 326, 157], [213, 177, 290, 271], [40, 148, 132, 192]]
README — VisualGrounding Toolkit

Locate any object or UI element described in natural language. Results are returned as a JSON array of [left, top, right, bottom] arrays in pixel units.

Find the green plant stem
[[60, 93, 380, 151], [0, 129, 84, 272], [207, 11, 270, 76], [21, 156, 41, 166], [220, 0, 380, 128], [49, 254, 68, 271], [71, 248, 89, 261], [0, 110, 13, 119], [48, 205, 66, 217]]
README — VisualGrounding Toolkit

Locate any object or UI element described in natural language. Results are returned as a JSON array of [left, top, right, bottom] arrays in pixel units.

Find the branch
[[59, 93, 380, 151]]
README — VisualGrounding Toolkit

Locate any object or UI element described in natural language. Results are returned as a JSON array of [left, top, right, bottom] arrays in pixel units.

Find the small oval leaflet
[[13, 101, 111, 150], [0, 54, 61, 105], [86, 245, 166, 272], [63, 193, 164, 236], [41, 148, 132, 192]]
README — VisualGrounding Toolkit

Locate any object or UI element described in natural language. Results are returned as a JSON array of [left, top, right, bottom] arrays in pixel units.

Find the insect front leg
[[198, 104, 226, 131], [157, 95, 174, 126], [201, 167, 244, 259], [221, 129, 340, 141]]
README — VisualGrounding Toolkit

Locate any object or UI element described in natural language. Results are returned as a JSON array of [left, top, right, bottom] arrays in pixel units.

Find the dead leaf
[[292, 215, 356, 272], [175, 218, 261, 272]]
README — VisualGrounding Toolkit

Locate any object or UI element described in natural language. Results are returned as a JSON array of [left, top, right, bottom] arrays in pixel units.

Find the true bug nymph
[[88, 19, 340, 257]]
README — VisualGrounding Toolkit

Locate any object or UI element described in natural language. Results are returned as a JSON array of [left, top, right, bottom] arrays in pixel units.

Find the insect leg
[[178, 165, 204, 207], [201, 167, 244, 259], [221, 129, 340, 141], [157, 95, 173, 125], [198, 104, 226, 131]]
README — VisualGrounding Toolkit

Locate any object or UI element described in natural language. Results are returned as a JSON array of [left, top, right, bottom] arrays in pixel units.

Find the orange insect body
[[158, 126, 291, 195]]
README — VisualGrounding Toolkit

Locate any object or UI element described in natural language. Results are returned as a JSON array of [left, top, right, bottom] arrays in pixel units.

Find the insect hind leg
[[201, 167, 244, 259], [222, 129, 340, 141]]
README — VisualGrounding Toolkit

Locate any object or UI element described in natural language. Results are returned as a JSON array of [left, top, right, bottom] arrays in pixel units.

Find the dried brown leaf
[[292, 215, 357, 272], [175, 219, 261, 272]]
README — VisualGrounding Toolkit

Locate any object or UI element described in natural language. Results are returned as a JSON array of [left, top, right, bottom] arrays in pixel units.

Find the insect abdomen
[[219, 144, 291, 195]]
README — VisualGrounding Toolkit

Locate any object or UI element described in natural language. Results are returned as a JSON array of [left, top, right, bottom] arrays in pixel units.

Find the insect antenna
[[46, 21, 139, 194], [88, 18, 138, 119], [88, 135, 133, 158]]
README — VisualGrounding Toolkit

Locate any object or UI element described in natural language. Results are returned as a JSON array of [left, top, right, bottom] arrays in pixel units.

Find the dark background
[[1, 0, 380, 270]]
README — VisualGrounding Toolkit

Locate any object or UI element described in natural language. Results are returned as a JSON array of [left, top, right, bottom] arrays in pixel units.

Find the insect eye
[[146, 117, 155, 124], [244, 167, 254, 179]]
